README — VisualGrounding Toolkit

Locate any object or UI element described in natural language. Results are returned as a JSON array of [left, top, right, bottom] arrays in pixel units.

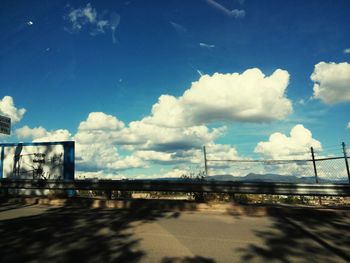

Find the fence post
[[203, 146, 208, 176], [311, 147, 322, 205], [342, 142, 350, 183], [311, 147, 319, 183]]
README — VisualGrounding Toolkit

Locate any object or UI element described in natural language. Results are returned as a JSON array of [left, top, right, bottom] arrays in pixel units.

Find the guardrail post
[[342, 142, 350, 183], [311, 147, 319, 183], [203, 146, 208, 176], [105, 190, 112, 200]]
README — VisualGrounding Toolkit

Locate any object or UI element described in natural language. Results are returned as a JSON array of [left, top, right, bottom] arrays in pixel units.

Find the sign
[[0, 141, 75, 196], [0, 115, 11, 135]]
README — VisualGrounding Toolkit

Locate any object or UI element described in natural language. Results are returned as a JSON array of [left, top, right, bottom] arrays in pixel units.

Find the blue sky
[[1, 0, 350, 178]]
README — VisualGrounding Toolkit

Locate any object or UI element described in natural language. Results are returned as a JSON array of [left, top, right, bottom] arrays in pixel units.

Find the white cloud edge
[[311, 61, 350, 104], [0, 96, 26, 124]]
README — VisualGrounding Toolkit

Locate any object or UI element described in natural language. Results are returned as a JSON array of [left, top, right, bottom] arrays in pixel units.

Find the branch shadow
[[161, 256, 216, 263], [0, 199, 208, 263], [236, 206, 350, 262]]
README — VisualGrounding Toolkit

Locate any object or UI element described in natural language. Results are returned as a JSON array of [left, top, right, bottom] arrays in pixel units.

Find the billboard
[[0, 141, 74, 180]]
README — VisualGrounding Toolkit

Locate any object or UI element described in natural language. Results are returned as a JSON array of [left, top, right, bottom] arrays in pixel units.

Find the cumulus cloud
[[347, 122, 350, 129], [344, 48, 350, 54], [75, 141, 145, 172], [14, 109, 240, 176], [120, 121, 225, 151], [135, 150, 174, 162], [78, 112, 124, 131], [75, 168, 191, 180], [0, 96, 26, 124], [74, 113, 145, 171], [144, 68, 292, 127], [311, 62, 350, 104], [16, 125, 71, 142], [16, 125, 47, 140], [254, 124, 322, 159], [13, 67, 295, 176], [74, 113, 224, 153], [205, 143, 239, 160], [34, 130, 71, 142], [72, 109, 229, 172]]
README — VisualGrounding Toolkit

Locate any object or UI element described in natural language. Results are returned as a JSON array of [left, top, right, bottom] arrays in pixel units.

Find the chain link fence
[[204, 144, 350, 184]]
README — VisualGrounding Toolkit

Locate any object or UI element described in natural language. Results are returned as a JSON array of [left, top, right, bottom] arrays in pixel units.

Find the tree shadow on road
[[0, 199, 213, 263], [161, 256, 215, 263], [236, 206, 350, 262]]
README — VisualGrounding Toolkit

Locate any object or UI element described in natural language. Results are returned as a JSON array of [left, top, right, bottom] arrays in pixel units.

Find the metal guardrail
[[1, 179, 350, 196]]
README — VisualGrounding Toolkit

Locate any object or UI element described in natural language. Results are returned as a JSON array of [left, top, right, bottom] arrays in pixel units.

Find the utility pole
[[203, 146, 208, 176], [342, 142, 350, 183]]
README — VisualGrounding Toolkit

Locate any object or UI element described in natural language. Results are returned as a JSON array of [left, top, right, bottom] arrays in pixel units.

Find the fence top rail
[[206, 156, 345, 163]]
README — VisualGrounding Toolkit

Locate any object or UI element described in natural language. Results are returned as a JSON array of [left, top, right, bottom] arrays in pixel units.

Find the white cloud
[[121, 121, 225, 151], [14, 110, 240, 176], [12, 67, 295, 176], [206, 0, 245, 18], [78, 112, 124, 131], [66, 3, 97, 31], [76, 168, 189, 180], [72, 109, 228, 172], [0, 96, 26, 124], [144, 68, 292, 127], [199, 42, 215, 48], [254, 124, 322, 159], [74, 113, 147, 171], [311, 62, 350, 104], [76, 170, 121, 180], [96, 20, 109, 33], [205, 143, 239, 160], [16, 125, 47, 140], [34, 129, 71, 142], [135, 150, 174, 162], [16, 125, 71, 142], [75, 118, 224, 153], [347, 122, 350, 129], [65, 3, 120, 39], [106, 155, 145, 170], [75, 140, 145, 172], [344, 48, 350, 54]]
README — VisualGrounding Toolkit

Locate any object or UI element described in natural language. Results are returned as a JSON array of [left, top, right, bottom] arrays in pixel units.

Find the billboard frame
[[0, 141, 75, 180]]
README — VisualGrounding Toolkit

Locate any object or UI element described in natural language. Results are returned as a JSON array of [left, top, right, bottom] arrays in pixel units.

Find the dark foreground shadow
[[161, 256, 215, 263], [0, 199, 215, 263], [237, 206, 350, 262]]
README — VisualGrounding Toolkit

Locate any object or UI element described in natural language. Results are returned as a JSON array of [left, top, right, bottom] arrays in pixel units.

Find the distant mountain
[[205, 173, 343, 184], [152, 173, 347, 184]]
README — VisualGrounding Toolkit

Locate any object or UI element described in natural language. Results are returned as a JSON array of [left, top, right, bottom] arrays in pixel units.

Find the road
[[0, 200, 349, 262]]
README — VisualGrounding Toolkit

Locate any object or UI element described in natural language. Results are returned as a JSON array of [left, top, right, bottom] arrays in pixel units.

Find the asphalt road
[[0, 201, 349, 263]]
